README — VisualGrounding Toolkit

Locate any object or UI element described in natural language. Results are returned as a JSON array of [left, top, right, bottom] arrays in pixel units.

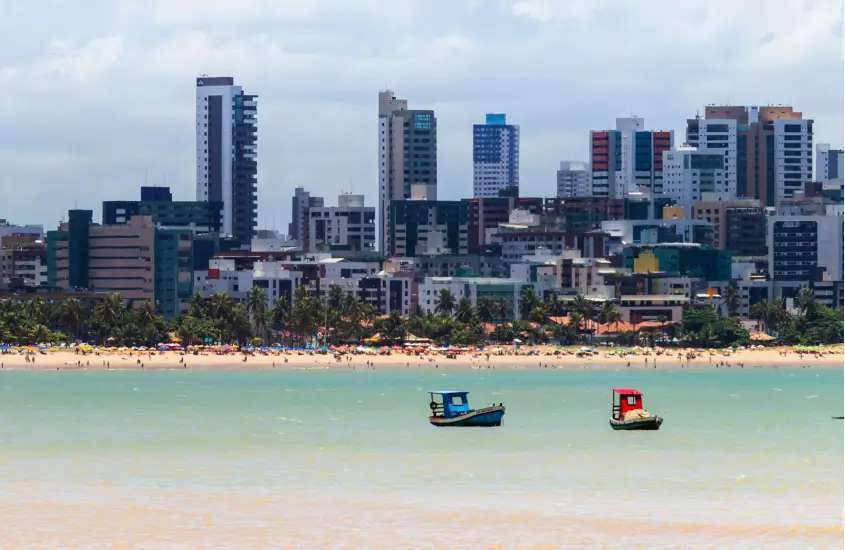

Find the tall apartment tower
[[590, 117, 673, 199], [196, 76, 258, 245], [815, 143, 844, 183], [473, 114, 520, 198], [378, 90, 437, 253], [556, 161, 591, 198], [685, 106, 812, 206], [289, 186, 324, 245]]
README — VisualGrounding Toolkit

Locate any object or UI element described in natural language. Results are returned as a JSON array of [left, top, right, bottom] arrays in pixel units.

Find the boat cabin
[[611, 388, 643, 421], [429, 391, 471, 418]]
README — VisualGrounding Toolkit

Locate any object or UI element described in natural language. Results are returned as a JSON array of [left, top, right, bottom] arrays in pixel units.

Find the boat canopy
[[612, 388, 643, 396], [429, 390, 469, 396]]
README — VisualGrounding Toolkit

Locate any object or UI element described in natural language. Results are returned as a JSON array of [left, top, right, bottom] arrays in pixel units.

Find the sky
[[0, 0, 842, 231]]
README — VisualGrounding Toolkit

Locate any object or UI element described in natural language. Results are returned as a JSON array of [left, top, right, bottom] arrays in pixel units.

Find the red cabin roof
[[612, 388, 643, 396]]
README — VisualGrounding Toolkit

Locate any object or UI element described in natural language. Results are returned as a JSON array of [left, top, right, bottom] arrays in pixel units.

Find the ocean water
[[0, 367, 841, 548]]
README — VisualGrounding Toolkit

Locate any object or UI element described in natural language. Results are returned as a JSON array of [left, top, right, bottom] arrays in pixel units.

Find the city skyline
[[0, 0, 842, 230]]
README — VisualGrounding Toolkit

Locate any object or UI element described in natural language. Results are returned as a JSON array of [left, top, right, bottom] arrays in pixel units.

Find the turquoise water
[[0, 368, 841, 548]]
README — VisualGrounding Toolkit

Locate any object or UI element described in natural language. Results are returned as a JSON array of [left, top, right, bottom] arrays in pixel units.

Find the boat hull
[[609, 415, 663, 431], [429, 406, 505, 427]]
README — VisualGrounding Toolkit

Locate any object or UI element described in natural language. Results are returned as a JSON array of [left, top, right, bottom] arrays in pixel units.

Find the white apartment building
[[773, 119, 813, 203], [684, 118, 738, 198], [767, 213, 844, 282], [473, 114, 520, 198], [306, 194, 376, 253], [195, 76, 258, 243], [616, 117, 674, 197], [556, 161, 591, 198], [662, 146, 728, 213], [815, 143, 843, 184]]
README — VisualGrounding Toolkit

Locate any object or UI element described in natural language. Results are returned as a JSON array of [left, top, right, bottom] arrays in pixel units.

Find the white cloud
[[0, 0, 840, 230]]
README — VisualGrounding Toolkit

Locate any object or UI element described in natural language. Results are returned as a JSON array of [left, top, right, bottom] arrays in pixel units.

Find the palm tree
[[721, 285, 741, 317], [750, 298, 769, 333], [434, 289, 457, 317], [271, 296, 291, 344], [93, 294, 125, 342], [571, 294, 595, 342], [136, 300, 157, 330], [546, 293, 566, 318], [475, 297, 493, 323], [795, 288, 818, 316], [519, 287, 542, 320], [59, 297, 85, 342], [568, 312, 584, 338], [455, 297, 474, 324], [229, 305, 253, 345], [246, 286, 268, 341], [188, 292, 207, 318], [605, 308, 622, 340], [209, 292, 234, 317], [377, 310, 407, 343], [656, 314, 668, 343], [491, 298, 509, 323]]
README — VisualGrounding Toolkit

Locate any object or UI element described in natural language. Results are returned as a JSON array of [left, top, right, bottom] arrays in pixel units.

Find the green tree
[[455, 297, 474, 324], [434, 289, 457, 317], [721, 285, 741, 317], [519, 287, 542, 320]]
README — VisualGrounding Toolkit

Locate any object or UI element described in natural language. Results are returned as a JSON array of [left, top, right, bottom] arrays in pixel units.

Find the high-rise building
[[590, 130, 621, 197], [289, 187, 324, 245], [662, 147, 727, 213], [590, 118, 672, 198], [378, 90, 437, 254], [473, 114, 520, 198], [684, 118, 738, 199], [556, 161, 591, 198], [685, 106, 812, 206], [815, 143, 844, 183], [195, 76, 258, 244]]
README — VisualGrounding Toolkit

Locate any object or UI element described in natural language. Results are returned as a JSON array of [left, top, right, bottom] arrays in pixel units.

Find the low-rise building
[[47, 211, 193, 318], [418, 276, 540, 320], [618, 294, 688, 323], [623, 243, 732, 281], [390, 200, 469, 257], [602, 218, 714, 246], [306, 194, 376, 254]]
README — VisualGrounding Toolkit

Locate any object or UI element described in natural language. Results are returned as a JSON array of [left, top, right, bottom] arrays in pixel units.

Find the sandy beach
[[1, 346, 841, 371]]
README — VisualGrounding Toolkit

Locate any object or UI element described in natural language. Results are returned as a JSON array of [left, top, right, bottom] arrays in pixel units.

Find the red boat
[[609, 388, 663, 431]]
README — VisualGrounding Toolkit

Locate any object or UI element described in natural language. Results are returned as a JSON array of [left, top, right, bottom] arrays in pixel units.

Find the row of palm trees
[[0, 282, 834, 347], [432, 287, 623, 332]]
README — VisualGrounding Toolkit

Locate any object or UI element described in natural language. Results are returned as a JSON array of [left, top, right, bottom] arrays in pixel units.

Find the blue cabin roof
[[429, 390, 469, 396]]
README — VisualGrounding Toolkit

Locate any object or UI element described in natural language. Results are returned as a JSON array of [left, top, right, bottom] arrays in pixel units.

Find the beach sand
[[1, 346, 841, 371]]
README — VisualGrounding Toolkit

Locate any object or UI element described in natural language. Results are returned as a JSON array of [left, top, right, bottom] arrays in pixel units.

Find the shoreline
[[0, 347, 841, 372]]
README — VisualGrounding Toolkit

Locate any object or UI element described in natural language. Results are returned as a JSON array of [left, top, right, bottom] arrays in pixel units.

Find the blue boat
[[428, 391, 505, 427]]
